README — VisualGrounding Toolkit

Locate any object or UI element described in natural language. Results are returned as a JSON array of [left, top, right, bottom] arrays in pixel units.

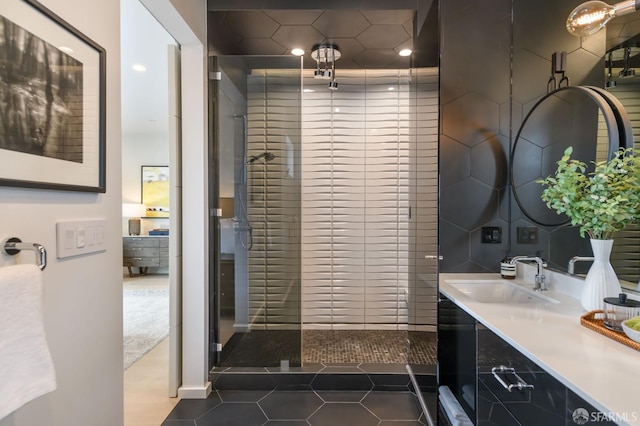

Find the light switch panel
[[56, 220, 107, 259], [76, 228, 86, 248]]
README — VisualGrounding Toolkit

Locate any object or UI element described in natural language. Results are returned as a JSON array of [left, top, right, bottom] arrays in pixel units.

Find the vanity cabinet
[[476, 324, 566, 425], [438, 296, 477, 421], [123, 236, 169, 275], [438, 294, 616, 426]]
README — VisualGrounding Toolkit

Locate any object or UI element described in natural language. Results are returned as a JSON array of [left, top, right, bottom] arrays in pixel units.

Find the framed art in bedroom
[[141, 165, 169, 218], [0, 0, 106, 192]]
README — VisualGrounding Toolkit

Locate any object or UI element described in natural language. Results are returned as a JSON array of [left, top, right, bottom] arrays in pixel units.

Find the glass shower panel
[[213, 56, 302, 368], [408, 67, 439, 366]]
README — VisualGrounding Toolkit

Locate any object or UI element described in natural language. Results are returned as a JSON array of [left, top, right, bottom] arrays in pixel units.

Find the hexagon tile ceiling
[[208, 9, 415, 69]]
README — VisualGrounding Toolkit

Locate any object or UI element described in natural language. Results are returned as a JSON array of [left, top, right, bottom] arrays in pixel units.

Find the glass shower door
[[211, 56, 302, 368]]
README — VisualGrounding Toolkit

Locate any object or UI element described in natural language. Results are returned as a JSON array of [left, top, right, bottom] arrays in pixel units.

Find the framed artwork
[[141, 166, 169, 217], [0, 0, 106, 192]]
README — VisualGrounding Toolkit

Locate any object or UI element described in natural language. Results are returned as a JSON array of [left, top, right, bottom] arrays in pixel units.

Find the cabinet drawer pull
[[491, 365, 534, 392]]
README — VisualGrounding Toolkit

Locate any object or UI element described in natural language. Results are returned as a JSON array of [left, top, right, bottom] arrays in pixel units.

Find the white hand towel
[[0, 264, 56, 420]]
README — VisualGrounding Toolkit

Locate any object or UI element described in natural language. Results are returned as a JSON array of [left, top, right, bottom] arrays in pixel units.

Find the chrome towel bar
[[2, 237, 47, 270]]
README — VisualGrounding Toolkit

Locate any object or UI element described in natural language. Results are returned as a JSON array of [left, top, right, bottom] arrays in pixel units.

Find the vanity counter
[[440, 272, 640, 425]]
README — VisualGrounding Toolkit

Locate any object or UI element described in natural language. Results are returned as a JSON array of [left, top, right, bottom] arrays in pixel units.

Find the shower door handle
[[424, 255, 443, 261]]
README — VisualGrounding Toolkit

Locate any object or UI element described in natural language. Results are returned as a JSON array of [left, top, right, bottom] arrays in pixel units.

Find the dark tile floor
[[218, 330, 437, 367], [162, 389, 431, 426]]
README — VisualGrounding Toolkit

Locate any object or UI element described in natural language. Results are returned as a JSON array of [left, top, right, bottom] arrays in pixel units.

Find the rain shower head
[[247, 151, 276, 164], [311, 44, 340, 90]]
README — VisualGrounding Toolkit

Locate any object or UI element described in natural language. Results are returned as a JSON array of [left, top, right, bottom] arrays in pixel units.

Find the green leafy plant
[[537, 146, 640, 239]]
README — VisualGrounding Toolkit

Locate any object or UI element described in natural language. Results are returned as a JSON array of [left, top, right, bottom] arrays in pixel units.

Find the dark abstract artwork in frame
[[0, 0, 106, 192]]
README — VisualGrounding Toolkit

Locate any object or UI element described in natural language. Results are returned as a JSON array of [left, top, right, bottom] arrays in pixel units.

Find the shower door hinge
[[213, 343, 223, 352], [211, 208, 223, 217], [209, 71, 221, 81]]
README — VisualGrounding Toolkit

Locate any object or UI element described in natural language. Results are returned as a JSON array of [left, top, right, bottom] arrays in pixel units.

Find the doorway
[[120, 0, 180, 423]]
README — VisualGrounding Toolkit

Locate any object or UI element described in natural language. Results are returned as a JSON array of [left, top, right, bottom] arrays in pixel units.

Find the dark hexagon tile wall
[[439, 135, 470, 186], [470, 218, 509, 270], [439, 219, 472, 271], [440, 178, 500, 231], [440, 0, 607, 273], [442, 92, 500, 148], [470, 135, 509, 188], [511, 49, 551, 104]]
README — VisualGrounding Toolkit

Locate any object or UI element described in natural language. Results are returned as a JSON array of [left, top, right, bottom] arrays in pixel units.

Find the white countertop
[[439, 271, 640, 425]]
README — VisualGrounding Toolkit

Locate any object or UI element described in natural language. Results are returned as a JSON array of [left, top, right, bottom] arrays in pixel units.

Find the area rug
[[123, 289, 169, 370]]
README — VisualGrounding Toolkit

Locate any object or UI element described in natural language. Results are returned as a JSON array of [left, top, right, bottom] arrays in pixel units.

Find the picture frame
[[0, 0, 106, 192], [141, 166, 169, 218]]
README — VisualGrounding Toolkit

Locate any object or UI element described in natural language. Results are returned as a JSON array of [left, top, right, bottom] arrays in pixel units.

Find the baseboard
[[177, 381, 212, 399]]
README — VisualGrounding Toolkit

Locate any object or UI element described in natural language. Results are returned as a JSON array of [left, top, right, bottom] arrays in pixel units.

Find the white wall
[[141, 0, 210, 399], [122, 134, 170, 235], [122, 134, 169, 202], [0, 0, 123, 425]]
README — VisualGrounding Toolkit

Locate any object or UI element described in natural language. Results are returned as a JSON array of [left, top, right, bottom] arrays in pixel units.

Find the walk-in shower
[[210, 54, 439, 371]]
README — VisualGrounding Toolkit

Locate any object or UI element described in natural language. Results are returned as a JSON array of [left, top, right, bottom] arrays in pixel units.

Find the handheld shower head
[[247, 151, 276, 164]]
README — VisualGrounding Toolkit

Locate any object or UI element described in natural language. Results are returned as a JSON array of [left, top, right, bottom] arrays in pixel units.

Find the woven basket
[[580, 310, 640, 352]]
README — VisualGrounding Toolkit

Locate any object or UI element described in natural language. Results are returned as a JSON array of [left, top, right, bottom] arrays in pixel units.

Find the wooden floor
[[124, 338, 179, 426], [123, 274, 179, 426]]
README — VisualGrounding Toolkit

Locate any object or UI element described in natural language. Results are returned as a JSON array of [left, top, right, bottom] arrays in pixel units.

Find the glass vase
[[580, 239, 622, 312]]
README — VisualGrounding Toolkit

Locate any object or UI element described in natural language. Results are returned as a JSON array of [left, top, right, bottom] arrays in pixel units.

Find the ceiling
[[208, 10, 416, 70], [120, 0, 176, 138], [207, 0, 438, 69], [121, 0, 436, 137]]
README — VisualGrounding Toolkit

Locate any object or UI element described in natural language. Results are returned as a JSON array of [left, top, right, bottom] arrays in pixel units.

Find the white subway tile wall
[[246, 67, 438, 330]]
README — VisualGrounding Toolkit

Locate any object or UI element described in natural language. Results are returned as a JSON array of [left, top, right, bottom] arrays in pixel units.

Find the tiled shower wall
[[439, 0, 606, 273], [300, 68, 438, 330], [245, 67, 438, 330]]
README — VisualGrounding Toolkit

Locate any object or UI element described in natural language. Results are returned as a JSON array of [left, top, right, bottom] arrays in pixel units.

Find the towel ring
[[1, 237, 47, 270]]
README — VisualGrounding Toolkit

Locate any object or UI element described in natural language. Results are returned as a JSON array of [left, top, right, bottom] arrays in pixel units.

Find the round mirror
[[510, 85, 633, 227]]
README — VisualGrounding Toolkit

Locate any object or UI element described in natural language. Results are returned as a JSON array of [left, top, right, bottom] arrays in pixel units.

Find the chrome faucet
[[567, 256, 594, 275], [509, 256, 547, 291]]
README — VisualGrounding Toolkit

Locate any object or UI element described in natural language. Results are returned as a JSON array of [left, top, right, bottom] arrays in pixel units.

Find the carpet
[[123, 289, 169, 370]]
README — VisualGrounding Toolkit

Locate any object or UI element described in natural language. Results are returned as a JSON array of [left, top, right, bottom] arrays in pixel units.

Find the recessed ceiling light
[[58, 46, 74, 54], [303, 89, 315, 93], [132, 64, 147, 72], [399, 49, 412, 57], [291, 48, 305, 56], [388, 87, 395, 91]]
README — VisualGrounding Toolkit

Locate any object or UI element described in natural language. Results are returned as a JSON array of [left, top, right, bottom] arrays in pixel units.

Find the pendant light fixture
[[566, 0, 640, 37]]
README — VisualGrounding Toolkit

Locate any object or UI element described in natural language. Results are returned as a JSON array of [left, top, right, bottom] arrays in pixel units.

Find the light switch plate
[[56, 220, 107, 259], [517, 226, 539, 244]]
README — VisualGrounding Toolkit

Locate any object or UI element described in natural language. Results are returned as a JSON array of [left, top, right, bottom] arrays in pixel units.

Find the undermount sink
[[446, 279, 559, 304]]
